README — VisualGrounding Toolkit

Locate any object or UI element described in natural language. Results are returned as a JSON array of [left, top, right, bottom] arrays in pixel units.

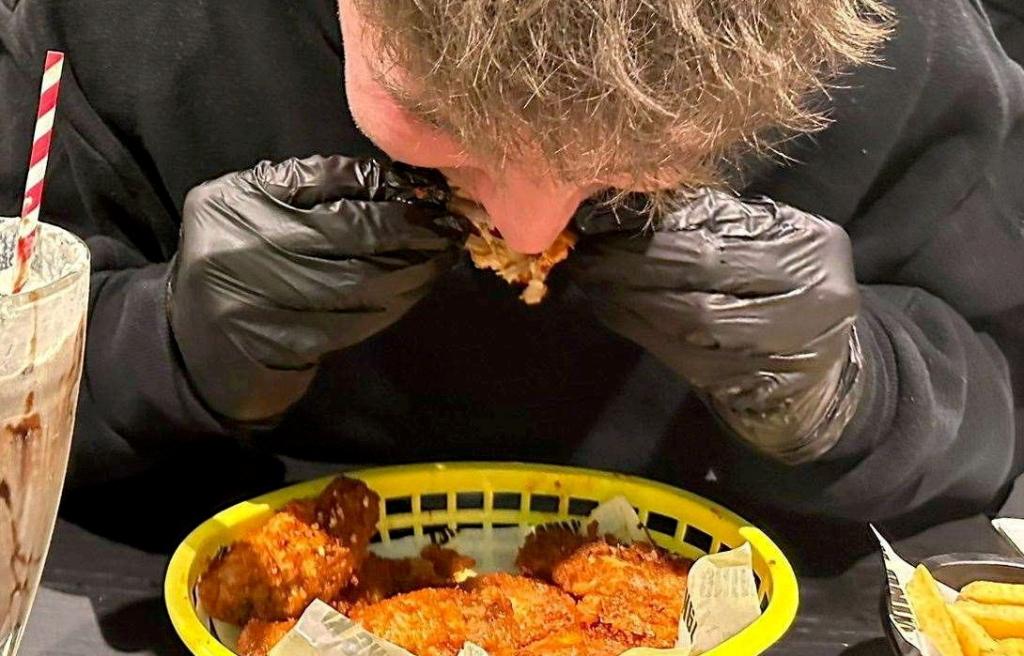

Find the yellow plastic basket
[[165, 462, 798, 656]]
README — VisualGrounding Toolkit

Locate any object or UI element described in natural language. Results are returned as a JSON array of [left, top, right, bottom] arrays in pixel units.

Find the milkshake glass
[[0, 217, 89, 655]]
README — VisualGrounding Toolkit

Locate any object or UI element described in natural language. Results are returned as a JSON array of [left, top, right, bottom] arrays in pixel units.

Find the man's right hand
[[168, 154, 463, 423]]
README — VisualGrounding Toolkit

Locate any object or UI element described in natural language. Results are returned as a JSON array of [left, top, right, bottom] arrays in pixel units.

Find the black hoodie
[[1, 0, 1021, 527]]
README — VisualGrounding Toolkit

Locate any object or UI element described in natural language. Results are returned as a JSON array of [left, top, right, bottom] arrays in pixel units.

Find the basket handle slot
[[456, 492, 485, 510], [682, 525, 715, 554], [567, 497, 599, 516], [492, 492, 522, 511], [645, 511, 679, 538], [419, 493, 447, 512], [528, 494, 560, 514], [384, 496, 413, 515]]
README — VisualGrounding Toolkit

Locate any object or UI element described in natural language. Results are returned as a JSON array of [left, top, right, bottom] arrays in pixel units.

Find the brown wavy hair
[[350, 0, 893, 191]]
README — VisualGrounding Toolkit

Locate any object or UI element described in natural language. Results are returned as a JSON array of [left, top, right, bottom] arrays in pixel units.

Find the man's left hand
[[569, 189, 865, 464]]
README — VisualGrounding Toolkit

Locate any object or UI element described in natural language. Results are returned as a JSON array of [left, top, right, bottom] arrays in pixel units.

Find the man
[[0, 0, 1021, 530]]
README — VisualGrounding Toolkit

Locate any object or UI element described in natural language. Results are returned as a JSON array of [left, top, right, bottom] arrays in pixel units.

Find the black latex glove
[[570, 189, 865, 464], [168, 154, 463, 423]]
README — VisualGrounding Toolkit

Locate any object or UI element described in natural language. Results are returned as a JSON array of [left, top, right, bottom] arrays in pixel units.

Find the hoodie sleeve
[[734, 0, 1024, 521], [1, 7, 232, 488]]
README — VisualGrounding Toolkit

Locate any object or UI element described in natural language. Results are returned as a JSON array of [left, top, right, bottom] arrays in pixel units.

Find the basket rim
[[164, 461, 798, 656]]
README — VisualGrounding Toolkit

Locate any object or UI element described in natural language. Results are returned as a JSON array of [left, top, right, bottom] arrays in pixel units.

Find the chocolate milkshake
[[0, 219, 88, 655]]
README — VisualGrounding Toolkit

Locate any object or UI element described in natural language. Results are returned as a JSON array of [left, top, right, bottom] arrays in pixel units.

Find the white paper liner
[[269, 600, 414, 656], [872, 526, 957, 656], [204, 496, 763, 656], [992, 518, 1024, 558], [677, 544, 761, 654], [455, 643, 489, 656], [586, 496, 652, 545]]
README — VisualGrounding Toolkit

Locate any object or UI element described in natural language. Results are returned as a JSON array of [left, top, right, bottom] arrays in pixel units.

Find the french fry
[[962, 582, 1024, 607], [983, 638, 1024, 655], [956, 601, 1024, 639], [907, 565, 964, 656], [948, 604, 998, 656]]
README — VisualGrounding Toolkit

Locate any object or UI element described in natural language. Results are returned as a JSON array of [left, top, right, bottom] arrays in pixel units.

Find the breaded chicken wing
[[236, 618, 297, 656], [334, 553, 437, 612], [421, 543, 476, 581], [552, 542, 691, 647], [515, 524, 596, 581], [463, 573, 579, 645], [350, 588, 516, 656], [516, 625, 638, 656], [313, 476, 380, 557], [280, 498, 317, 524], [334, 546, 477, 613], [198, 512, 356, 624], [198, 475, 381, 625]]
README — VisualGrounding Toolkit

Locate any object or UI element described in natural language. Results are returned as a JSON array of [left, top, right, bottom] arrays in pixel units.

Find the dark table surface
[[19, 458, 1024, 656]]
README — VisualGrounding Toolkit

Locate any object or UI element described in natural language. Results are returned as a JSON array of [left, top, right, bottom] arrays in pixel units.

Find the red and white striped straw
[[10, 50, 64, 294]]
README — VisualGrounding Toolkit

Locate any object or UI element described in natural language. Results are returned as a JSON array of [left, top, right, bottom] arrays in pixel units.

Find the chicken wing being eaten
[[552, 542, 692, 647], [451, 196, 576, 305]]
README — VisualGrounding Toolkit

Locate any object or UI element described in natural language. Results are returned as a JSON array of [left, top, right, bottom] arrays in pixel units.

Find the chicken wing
[[280, 498, 317, 524], [515, 524, 596, 581], [236, 618, 297, 656], [334, 546, 477, 613], [463, 573, 579, 646], [198, 475, 381, 624], [350, 588, 516, 656], [516, 625, 638, 656], [552, 541, 691, 647], [421, 543, 476, 581], [313, 476, 380, 557], [198, 511, 356, 624]]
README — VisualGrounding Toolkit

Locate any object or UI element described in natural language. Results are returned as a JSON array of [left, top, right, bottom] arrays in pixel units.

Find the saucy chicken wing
[[334, 545, 476, 613], [313, 476, 380, 557], [349, 588, 517, 656], [198, 511, 357, 624], [552, 541, 692, 647], [199, 476, 379, 624], [515, 524, 596, 581], [516, 625, 639, 656], [463, 573, 579, 645]]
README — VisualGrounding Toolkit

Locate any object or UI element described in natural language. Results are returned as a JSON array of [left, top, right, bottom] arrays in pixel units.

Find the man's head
[[339, 0, 890, 253]]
